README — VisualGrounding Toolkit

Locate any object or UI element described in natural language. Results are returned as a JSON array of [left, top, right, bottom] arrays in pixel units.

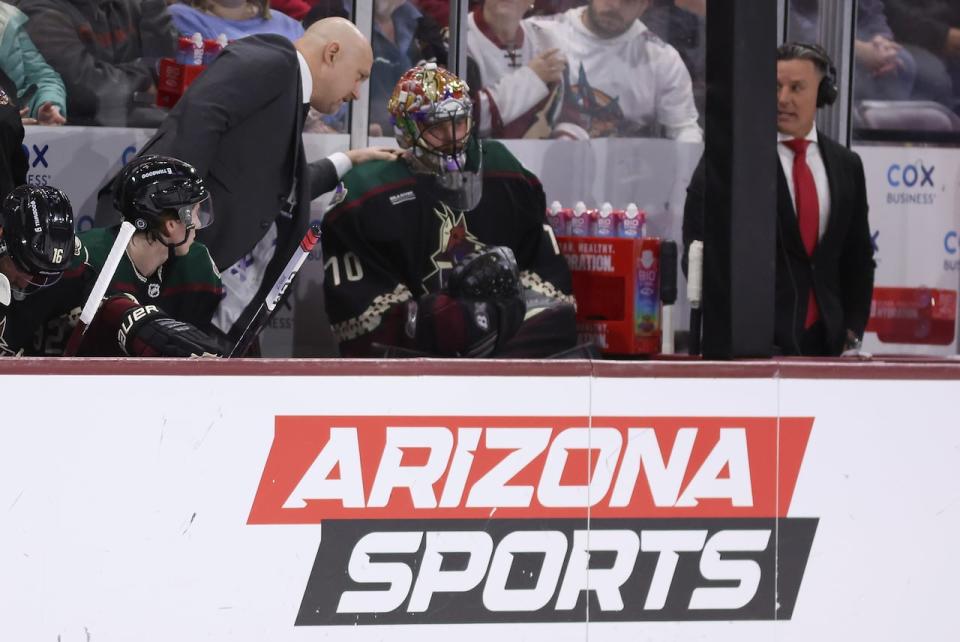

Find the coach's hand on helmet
[[345, 147, 404, 165]]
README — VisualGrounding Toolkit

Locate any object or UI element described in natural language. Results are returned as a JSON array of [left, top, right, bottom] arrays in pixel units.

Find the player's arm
[[321, 205, 416, 357], [167, 245, 225, 334], [512, 170, 576, 308]]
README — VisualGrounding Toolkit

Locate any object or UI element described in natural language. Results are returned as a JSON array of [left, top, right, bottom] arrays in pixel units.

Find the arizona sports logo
[[248, 416, 816, 626]]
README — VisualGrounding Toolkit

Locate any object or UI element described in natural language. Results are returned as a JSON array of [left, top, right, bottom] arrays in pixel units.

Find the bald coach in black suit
[[103, 19, 400, 341]]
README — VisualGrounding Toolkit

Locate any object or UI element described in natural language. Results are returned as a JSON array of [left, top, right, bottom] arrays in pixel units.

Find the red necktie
[[784, 138, 820, 328]]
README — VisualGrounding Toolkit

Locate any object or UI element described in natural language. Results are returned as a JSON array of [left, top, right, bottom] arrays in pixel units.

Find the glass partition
[[850, 0, 960, 143], [4, 0, 352, 129], [464, 0, 704, 141]]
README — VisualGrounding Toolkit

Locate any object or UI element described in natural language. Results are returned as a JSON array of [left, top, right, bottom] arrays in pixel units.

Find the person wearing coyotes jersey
[[322, 63, 577, 358], [467, 0, 566, 138], [35, 226, 224, 356], [530, 0, 702, 140], [33, 156, 225, 357], [0, 185, 76, 357]]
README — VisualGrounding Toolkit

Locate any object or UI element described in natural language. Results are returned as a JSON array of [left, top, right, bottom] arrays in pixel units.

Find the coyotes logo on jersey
[[422, 202, 485, 293]]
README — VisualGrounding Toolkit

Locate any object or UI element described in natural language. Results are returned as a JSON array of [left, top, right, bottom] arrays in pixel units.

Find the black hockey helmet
[[0, 184, 75, 287], [113, 155, 213, 233]]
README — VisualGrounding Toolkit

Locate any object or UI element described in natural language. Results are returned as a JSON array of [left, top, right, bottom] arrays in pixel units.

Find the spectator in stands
[[467, 0, 567, 138], [411, 0, 484, 25], [411, 0, 448, 26], [0, 68, 27, 202], [17, 0, 176, 127], [641, 0, 705, 120], [529, 0, 702, 140], [169, 0, 303, 42], [268, 0, 355, 22], [302, 0, 349, 133], [269, 0, 313, 22], [0, 2, 67, 125], [853, 0, 917, 101], [369, 0, 425, 134], [302, 0, 347, 28], [790, 0, 927, 103], [885, 0, 960, 107]]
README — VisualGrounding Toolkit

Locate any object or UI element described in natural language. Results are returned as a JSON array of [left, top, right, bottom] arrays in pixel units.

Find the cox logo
[[75, 215, 95, 233], [21, 142, 53, 186], [120, 144, 137, 166], [21, 143, 50, 168], [887, 161, 935, 188], [945, 230, 960, 255]]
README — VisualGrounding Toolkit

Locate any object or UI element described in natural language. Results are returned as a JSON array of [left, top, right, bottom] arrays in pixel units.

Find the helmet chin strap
[[153, 224, 193, 263], [7, 271, 62, 298], [157, 224, 193, 250]]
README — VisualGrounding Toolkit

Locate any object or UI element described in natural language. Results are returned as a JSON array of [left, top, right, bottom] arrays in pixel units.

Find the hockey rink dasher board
[[2, 369, 958, 641]]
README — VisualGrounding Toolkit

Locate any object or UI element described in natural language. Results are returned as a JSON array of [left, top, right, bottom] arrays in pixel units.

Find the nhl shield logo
[[147, 283, 160, 298]]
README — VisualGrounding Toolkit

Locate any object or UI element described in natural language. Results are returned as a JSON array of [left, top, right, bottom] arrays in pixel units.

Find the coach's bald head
[[295, 17, 373, 113]]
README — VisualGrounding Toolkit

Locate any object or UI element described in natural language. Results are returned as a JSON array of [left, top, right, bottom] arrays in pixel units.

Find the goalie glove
[[448, 246, 522, 299], [409, 246, 526, 357], [103, 295, 222, 357]]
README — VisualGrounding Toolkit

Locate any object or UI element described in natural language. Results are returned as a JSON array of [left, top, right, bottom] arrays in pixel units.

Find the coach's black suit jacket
[[139, 34, 339, 272], [682, 131, 875, 356]]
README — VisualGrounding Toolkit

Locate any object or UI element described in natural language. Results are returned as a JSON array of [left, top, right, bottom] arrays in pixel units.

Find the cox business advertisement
[[2, 369, 958, 641], [856, 146, 960, 354]]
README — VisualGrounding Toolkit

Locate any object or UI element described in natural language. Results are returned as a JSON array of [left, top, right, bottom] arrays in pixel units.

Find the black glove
[[125, 315, 223, 358], [448, 246, 522, 299], [411, 246, 526, 357], [105, 295, 222, 357]]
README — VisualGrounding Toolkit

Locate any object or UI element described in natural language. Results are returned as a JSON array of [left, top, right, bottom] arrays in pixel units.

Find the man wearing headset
[[682, 42, 875, 356]]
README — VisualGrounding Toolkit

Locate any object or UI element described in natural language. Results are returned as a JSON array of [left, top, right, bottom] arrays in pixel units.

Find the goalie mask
[[0, 185, 75, 293], [388, 63, 483, 210], [114, 155, 213, 248]]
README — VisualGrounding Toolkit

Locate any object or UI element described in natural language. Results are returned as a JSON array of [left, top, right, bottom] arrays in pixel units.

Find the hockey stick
[[228, 222, 322, 357], [0, 273, 10, 308], [659, 240, 678, 355], [63, 221, 137, 356], [687, 240, 703, 356]]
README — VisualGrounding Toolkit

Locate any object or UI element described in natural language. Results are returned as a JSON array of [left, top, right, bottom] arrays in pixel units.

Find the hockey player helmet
[[0, 184, 75, 289], [388, 63, 473, 175], [113, 155, 213, 235]]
